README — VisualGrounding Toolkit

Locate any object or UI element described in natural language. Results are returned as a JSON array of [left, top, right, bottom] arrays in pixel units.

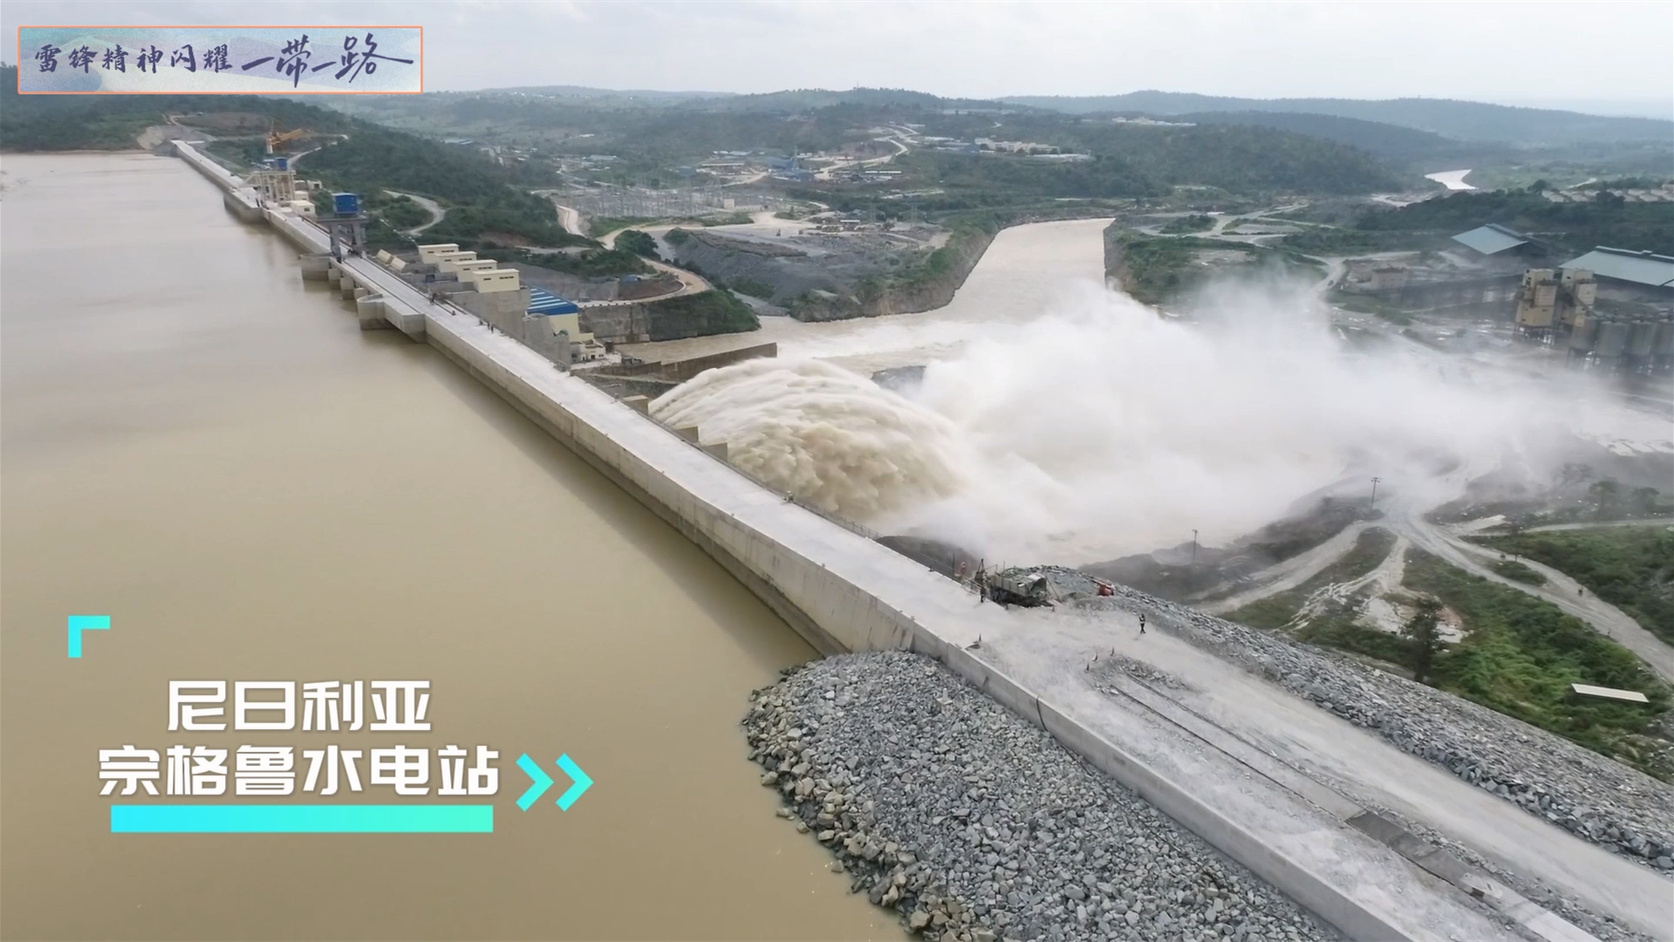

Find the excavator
[[265, 124, 309, 154]]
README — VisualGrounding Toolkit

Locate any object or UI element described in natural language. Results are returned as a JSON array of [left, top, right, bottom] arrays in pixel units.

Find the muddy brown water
[[0, 153, 896, 940]]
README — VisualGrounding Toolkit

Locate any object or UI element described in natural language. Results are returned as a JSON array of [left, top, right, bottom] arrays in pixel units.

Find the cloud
[[3, 0, 1668, 105]]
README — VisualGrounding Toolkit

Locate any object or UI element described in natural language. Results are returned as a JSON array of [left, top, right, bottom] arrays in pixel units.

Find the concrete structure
[[454, 259, 499, 279], [470, 270, 521, 293], [170, 140, 1638, 942], [1367, 265, 1408, 291], [432, 251, 479, 273], [1562, 246, 1674, 292], [247, 164, 297, 206], [417, 243, 461, 265], [1515, 268, 1597, 338]]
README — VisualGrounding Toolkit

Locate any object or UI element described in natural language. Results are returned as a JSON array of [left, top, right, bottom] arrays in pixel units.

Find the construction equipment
[[265, 124, 309, 154]]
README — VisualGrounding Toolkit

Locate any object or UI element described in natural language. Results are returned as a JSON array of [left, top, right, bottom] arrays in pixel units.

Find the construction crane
[[265, 125, 309, 154]]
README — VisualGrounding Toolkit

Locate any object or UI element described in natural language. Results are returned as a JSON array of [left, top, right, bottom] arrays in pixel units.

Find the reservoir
[[0, 153, 895, 940]]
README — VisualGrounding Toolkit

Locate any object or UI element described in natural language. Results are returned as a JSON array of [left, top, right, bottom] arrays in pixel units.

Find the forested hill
[[0, 66, 582, 248], [1176, 111, 1488, 165], [0, 64, 355, 150], [1352, 189, 1674, 256], [678, 87, 1003, 113], [1003, 91, 1674, 145]]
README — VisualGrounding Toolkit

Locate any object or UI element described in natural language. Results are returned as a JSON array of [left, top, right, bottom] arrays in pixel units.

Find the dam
[[0, 152, 895, 940], [5, 145, 1655, 942]]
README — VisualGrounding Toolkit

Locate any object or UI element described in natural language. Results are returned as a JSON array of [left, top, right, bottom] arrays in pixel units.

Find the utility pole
[[1191, 529, 1199, 566], [1370, 476, 1382, 510]]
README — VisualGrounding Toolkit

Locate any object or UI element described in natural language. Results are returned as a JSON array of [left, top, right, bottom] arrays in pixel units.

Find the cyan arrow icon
[[515, 753, 553, 811], [554, 754, 592, 811]]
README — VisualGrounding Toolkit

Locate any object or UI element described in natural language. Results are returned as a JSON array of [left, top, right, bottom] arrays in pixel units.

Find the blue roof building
[[528, 287, 580, 315]]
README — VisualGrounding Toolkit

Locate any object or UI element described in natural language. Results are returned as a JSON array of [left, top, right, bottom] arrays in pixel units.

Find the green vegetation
[[1, 66, 349, 152], [1229, 527, 1397, 632], [614, 229, 661, 259], [586, 216, 658, 237], [303, 130, 587, 250], [0, 67, 590, 251], [204, 139, 269, 169], [510, 248, 651, 279], [366, 193, 431, 231], [699, 213, 755, 226], [1107, 229, 1324, 305], [1400, 599, 1445, 685], [1479, 527, 1674, 646], [342, 83, 1404, 199], [1291, 602, 1417, 667], [1352, 187, 1674, 256], [664, 227, 692, 246], [1402, 549, 1670, 778], [1160, 214, 1216, 233], [726, 277, 776, 300], [645, 289, 759, 340], [1176, 111, 1485, 164], [1000, 91, 1673, 146], [1280, 227, 1444, 255], [1491, 558, 1547, 586]]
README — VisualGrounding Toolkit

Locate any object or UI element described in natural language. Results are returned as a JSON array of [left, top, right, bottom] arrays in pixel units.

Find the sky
[[5, 0, 1672, 115]]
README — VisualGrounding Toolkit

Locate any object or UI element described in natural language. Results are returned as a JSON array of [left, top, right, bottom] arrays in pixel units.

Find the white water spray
[[652, 277, 1655, 565]]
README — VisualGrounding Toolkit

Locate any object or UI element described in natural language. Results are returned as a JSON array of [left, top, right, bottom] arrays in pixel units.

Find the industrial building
[[1544, 248, 1674, 373], [1450, 224, 1548, 267], [1560, 247, 1674, 300], [1513, 268, 1595, 336]]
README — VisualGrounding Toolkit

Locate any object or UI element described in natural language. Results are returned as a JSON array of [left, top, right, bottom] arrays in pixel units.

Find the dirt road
[[384, 190, 445, 236]]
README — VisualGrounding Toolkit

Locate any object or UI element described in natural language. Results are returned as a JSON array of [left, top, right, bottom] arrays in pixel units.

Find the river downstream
[[619, 217, 1114, 373], [0, 153, 895, 940]]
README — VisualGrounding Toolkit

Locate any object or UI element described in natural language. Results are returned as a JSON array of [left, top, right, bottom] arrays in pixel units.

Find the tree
[[615, 229, 660, 260], [1630, 487, 1661, 515], [1402, 598, 1444, 685], [1589, 479, 1622, 518]]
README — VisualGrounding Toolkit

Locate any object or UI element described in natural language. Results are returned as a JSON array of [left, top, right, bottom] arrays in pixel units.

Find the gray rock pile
[[1082, 586, 1674, 871], [744, 651, 1340, 942]]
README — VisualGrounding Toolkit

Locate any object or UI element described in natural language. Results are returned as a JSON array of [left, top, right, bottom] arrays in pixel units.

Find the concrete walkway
[[989, 605, 1674, 941]]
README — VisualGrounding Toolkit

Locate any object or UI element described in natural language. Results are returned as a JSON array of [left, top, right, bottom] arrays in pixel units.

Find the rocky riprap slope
[[1085, 584, 1674, 872], [744, 651, 1340, 942]]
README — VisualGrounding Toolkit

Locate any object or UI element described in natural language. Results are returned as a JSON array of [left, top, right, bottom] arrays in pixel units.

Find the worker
[[1138, 613, 1146, 635]]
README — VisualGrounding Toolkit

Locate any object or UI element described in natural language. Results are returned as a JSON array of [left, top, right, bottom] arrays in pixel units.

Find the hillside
[[1352, 189, 1674, 256], [1176, 111, 1498, 166], [1004, 91, 1674, 145], [679, 87, 997, 113], [0, 68, 586, 250]]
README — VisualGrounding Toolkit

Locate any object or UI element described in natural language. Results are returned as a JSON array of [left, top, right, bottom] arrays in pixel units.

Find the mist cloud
[[654, 278, 1658, 566]]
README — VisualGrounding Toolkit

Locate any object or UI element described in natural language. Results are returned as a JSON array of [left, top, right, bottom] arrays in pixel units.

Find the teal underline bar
[[111, 804, 494, 833]]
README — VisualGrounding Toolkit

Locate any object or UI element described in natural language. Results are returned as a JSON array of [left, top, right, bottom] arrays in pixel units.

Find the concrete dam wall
[[170, 141, 1522, 942]]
